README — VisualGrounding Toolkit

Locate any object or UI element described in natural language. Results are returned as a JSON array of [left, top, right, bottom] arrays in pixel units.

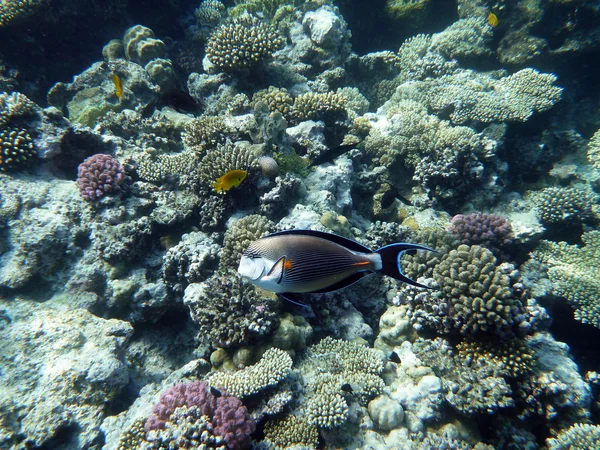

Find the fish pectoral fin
[[265, 256, 286, 284]]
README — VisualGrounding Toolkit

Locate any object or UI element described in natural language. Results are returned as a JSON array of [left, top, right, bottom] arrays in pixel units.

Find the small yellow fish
[[487, 12, 499, 27], [112, 74, 123, 100], [213, 169, 247, 192]]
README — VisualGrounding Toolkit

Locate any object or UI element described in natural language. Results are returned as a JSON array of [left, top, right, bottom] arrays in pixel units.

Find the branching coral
[[588, 129, 600, 171], [531, 231, 600, 328], [546, 423, 600, 449], [0, 127, 36, 172], [208, 348, 293, 398], [183, 270, 280, 348], [534, 187, 595, 228], [263, 414, 319, 449], [198, 141, 259, 190], [448, 212, 513, 257], [219, 214, 274, 272], [206, 15, 284, 71], [182, 115, 231, 154], [0, 0, 49, 27], [292, 91, 348, 122], [77, 154, 127, 202], [136, 151, 199, 185]]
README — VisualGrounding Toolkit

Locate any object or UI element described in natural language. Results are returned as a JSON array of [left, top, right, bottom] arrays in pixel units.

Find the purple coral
[[76, 153, 126, 201], [146, 381, 256, 450], [447, 212, 513, 255]]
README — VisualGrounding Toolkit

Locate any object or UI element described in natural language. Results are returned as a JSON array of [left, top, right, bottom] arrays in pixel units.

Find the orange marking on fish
[[352, 261, 371, 267], [283, 259, 293, 270]]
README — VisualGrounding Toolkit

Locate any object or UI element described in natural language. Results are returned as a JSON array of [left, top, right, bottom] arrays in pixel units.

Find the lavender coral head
[[146, 380, 256, 449], [77, 153, 126, 202], [448, 212, 513, 249]]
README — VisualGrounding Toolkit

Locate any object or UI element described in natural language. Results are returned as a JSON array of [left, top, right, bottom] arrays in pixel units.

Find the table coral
[[531, 231, 600, 328]]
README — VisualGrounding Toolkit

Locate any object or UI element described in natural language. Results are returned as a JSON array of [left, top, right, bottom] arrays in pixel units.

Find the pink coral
[[146, 381, 255, 449], [76, 153, 126, 201], [448, 212, 513, 255]]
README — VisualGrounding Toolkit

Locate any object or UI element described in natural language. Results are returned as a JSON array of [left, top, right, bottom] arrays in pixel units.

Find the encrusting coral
[[531, 231, 600, 328]]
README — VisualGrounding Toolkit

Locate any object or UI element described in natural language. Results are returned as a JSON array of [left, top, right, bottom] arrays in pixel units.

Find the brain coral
[[531, 231, 600, 328], [206, 15, 284, 72]]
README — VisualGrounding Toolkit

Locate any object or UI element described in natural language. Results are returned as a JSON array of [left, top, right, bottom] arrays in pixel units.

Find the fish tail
[[375, 243, 437, 289]]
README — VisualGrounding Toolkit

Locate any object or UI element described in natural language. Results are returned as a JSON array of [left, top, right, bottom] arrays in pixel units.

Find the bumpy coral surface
[[146, 380, 255, 450], [534, 187, 594, 228], [263, 414, 319, 449], [588, 129, 600, 171], [206, 15, 284, 71], [448, 212, 513, 256], [184, 270, 280, 348], [220, 214, 274, 271], [0, 127, 36, 171], [77, 153, 126, 202], [546, 423, 600, 449]]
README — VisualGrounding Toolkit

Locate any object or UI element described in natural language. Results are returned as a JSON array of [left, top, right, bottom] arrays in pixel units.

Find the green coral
[[532, 231, 600, 328], [547, 423, 600, 450], [588, 129, 600, 171], [206, 15, 284, 72], [208, 347, 293, 398], [219, 214, 274, 271], [534, 187, 595, 227]]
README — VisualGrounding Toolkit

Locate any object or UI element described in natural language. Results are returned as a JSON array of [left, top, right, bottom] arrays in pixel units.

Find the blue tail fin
[[376, 243, 437, 289]]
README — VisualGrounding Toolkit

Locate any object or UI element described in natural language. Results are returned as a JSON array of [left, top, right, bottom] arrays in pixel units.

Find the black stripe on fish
[[266, 229, 372, 253]]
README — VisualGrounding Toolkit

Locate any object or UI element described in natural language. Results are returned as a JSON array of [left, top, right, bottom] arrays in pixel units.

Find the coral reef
[[534, 187, 595, 228], [263, 414, 319, 449], [531, 231, 600, 328], [198, 141, 259, 190], [146, 380, 255, 450], [547, 423, 600, 449], [206, 15, 284, 72], [219, 214, 274, 272], [589, 129, 600, 171], [0, 127, 36, 171], [208, 348, 293, 398], [183, 270, 280, 348], [76, 153, 127, 202], [448, 212, 513, 257]]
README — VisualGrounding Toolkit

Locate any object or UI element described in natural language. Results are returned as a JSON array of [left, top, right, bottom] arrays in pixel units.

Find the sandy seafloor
[[1, 0, 600, 448]]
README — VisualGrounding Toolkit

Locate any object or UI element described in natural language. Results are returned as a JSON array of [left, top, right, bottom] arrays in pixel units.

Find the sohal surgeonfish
[[237, 230, 435, 298]]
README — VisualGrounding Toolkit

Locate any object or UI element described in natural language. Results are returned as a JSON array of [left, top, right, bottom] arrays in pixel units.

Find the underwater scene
[[1, 0, 600, 448]]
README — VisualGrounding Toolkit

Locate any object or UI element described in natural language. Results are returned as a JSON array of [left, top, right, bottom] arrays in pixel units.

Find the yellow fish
[[487, 12, 499, 27], [112, 74, 123, 100], [213, 169, 247, 192]]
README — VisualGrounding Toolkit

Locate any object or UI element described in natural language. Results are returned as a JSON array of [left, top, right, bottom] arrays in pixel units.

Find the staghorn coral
[[263, 414, 319, 449], [396, 68, 563, 124], [145, 380, 255, 450], [183, 270, 280, 348], [198, 141, 259, 190], [292, 91, 348, 122], [534, 187, 595, 228], [531, 231, 600, 328], [206, 15, 284, 72], [208, 348, 293, 398], [588, 129, 600, 171], [0, 127, 36, 172], [76, 153, 127, 202], [219, 214, 274, 272], [546, 423, 600, 450]]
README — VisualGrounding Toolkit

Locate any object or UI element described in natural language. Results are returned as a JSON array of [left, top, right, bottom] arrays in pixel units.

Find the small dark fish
[[159, 88, 200, 113], [389, 351, 401, 364], [311, 144, 356, 166], [209, 386, 222, 397], [238, 229, 436, 296], [341, 383, 353, 393]]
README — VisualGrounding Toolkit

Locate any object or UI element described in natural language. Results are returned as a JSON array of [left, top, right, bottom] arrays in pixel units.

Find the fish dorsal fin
[[265, 256, 286, 284], [266, 229, 372, 253]]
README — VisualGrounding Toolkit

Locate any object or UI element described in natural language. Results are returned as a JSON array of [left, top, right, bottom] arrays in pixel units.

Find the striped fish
[[237, 229, 435, 296]]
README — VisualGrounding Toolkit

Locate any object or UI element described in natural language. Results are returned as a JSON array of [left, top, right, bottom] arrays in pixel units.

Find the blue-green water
[[1, 1, 600, 448]]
